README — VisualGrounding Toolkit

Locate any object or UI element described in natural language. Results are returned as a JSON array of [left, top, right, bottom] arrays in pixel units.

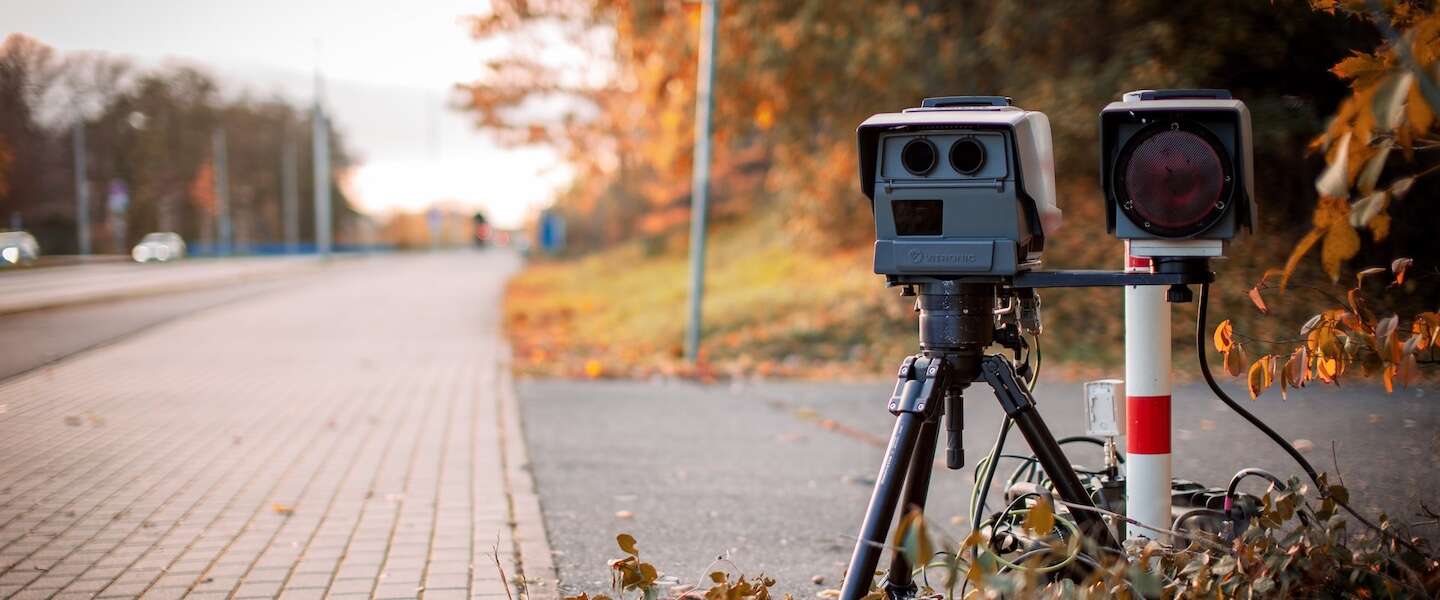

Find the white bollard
[[1124, 243, 1171, 540]]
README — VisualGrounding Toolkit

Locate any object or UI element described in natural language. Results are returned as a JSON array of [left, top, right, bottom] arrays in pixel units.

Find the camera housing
[[1101, 89, 1255, 257], [858, 96, 1062, 282]]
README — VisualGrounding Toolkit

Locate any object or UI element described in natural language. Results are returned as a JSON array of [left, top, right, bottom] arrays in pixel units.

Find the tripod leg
[[980, 356, 1120, 550], [841, 356, 946, 600], [882, 414, 940, 597], [840, 412, 924, 600]]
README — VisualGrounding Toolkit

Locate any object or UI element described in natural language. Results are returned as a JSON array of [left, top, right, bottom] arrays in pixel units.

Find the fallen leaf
[[271, 502, 295, 516], [615, 510, 634, 519], [617, 533, 638, 555]]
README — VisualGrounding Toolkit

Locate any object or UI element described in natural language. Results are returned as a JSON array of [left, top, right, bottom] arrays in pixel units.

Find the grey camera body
[[858, 97, 1062, 283], [1100, 89, 1255, 257]]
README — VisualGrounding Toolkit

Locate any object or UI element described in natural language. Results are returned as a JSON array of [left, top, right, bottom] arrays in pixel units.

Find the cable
[[1196, 282, 1431, 559], [1173, 508, 1228, 533], [969, 416, 1013, 556], [1225, 468, 1286, 509]]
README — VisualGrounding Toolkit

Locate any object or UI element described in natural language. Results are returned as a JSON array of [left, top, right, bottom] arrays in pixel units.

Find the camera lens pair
[[901, 137, 985, 176]]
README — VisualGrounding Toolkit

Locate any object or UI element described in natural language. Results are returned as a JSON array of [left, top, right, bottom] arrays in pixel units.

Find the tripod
[[839, 281, 1120, 600]]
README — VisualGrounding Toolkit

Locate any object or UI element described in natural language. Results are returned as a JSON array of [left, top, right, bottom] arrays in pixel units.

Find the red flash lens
[[1123, 129, 1224, 230]]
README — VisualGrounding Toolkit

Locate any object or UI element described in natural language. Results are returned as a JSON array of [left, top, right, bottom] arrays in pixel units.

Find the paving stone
[[0, 255, 543, 597]]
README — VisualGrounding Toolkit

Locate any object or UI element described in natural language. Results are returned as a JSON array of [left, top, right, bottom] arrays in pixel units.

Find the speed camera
[[1101, 89, 1255, 257], [858, 96, 1063, 281]]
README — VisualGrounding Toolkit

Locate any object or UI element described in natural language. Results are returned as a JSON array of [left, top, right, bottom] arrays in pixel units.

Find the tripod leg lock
[[979, 355, 1034, 417], [888, 355, 945, 416]]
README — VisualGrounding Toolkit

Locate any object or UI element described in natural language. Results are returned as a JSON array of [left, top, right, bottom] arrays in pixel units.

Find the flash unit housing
[[858, 96, 1062, 283], [1101, 89, 1255, 255]]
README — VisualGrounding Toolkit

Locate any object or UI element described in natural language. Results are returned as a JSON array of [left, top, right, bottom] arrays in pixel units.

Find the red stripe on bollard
[[1127, 395, 1171, 454]]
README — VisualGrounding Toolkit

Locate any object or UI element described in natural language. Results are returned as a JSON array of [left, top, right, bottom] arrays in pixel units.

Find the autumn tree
[[1219, 2, 1440, 399], [0, 34, 363, 252]]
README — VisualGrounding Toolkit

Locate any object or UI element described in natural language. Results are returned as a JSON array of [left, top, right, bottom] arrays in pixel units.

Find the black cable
[[1196, 282, 1430, 559], [1173, 508, 1228, 533], [1225, 468, 1287, 500]]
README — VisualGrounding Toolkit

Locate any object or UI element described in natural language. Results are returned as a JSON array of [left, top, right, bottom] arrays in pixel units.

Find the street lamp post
[[72, 121, 91, 255], [684, 0, 719, 364], [213, 128, 232, 255]]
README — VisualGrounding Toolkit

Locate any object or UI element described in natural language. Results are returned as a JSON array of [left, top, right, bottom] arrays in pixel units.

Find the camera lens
[[900, 138, 938, 175], [949, 138, 986, 174], [1123, 129, 1225, 233]]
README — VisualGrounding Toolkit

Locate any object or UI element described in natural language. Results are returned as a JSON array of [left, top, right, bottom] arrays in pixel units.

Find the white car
[[0, 231, 40, 266], [132, 232, 186, 263]]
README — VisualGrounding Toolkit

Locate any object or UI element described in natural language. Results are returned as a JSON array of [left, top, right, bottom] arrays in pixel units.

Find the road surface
[[0, 257, 322, 315], [520, 377, 1438, 597]]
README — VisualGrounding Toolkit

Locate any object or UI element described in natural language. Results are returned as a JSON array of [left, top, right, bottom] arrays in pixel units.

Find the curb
[[498, 345, 561, 599]]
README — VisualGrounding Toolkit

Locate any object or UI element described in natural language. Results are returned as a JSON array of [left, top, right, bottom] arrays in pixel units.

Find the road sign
[[539, 210, 565, 254], [107, 180, 129, 215]]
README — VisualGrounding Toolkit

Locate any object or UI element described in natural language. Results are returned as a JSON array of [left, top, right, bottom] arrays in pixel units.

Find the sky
[[0, 0, 570, 228]]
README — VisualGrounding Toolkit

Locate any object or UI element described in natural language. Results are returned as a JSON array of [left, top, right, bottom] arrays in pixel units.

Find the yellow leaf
[[1392, 257, 1414, 285], [1356, 141, 1393, 194], [1316, 355, 1341, 383], [1281, 228, 1325, 290], [271, 502, 294, 516], [584, 359, 604, 378], [1331, 51, 1388, 84], [965, 561, 984, 586], [894, 510, 933, 567], [753, 102, 774, 130], [1224, 343, 1247, 377], [1248, 287, 1269, 314], [1213, 319, 1235, 353], [1407, 76, 1435, 136], [1247, 356, 1273, 399], [1023, 497, 1055, 535], [961, 529, 983, 549], [1355, 266, 1387, 287], [1348, 191, 1388, 228], [1372, 74, 1412, 132], [1368, 212, 1391, 242], [1321, 223, 1361, 282], [1315, 134, 1353, 197]]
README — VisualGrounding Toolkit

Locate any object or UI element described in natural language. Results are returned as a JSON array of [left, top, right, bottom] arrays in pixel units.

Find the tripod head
[[912, 281, 992, 382]]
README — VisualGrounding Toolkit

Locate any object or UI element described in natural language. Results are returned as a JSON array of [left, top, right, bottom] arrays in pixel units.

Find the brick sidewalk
[[0, 252, 552, 599]]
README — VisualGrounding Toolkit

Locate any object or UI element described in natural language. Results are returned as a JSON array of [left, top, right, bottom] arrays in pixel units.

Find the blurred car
[[132, 232, 186, 263], [0, 231, 40, 266]]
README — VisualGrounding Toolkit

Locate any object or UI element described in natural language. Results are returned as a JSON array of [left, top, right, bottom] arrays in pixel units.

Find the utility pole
[[684, 0, 719, 364], [72, 122, 90, 255], [213, 128, 231, 255], [281, 132, 300, 253], [312, 73, 332, 257]]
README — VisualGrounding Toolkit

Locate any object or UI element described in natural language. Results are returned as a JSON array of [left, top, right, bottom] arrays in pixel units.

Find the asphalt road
[[519, 377, 1439, 598], [0, 275, 306, 381]]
